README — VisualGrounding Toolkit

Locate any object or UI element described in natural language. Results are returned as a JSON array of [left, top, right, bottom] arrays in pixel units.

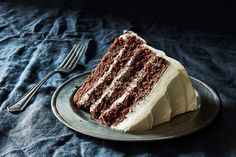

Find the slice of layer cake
[[73, 31, 198, 132]]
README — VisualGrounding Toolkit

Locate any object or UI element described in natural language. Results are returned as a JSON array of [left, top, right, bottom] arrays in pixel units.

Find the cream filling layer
[[79, 47, 126, 105], [100, 57, 157, 116], [90, 50, 140, 112]]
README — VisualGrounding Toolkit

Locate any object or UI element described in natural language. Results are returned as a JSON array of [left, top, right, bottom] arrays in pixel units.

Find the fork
[[7, 43, 86, 112]]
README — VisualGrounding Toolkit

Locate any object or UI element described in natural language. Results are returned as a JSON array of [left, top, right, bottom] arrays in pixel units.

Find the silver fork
[[7, 43, 86, 112]]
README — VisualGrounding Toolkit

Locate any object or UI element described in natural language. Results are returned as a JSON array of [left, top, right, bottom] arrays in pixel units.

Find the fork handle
[[7, 70, 57, 112]]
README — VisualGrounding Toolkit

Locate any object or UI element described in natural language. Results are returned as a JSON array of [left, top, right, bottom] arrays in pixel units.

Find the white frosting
[[112, 35, 198, 132], [121, 30, 146, 44]]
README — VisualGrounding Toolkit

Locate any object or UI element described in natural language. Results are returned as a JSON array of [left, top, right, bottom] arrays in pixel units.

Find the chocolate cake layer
[[73, 36, 144, 110], [90, 48, 156, 119], [81, 43, 142, 110], [99, 55, 170, 126]]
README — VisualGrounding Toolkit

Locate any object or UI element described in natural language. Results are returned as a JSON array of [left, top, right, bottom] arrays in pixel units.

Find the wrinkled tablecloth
[[0, 1, 236, 156]]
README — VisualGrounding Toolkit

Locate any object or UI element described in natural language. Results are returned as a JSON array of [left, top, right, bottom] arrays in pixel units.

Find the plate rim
[[51, 72, 221, 141]]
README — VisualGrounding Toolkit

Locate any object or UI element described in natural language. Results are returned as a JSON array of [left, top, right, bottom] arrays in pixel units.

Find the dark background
[[0, 0, 235, 156], [6, 0, 236, 34]]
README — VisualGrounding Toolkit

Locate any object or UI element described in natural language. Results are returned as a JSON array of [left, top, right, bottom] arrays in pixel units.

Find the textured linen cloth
[[0, 1, 236, 156]]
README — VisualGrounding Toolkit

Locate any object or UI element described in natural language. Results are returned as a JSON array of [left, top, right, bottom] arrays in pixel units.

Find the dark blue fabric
[[0, 1, 236, 156]]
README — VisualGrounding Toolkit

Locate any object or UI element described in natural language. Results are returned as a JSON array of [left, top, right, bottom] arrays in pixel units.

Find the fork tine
[[67, 44, 85, 69], [62, 43, 82, 68], [61, 43, 81, 67], [59, 44, 77, 67]]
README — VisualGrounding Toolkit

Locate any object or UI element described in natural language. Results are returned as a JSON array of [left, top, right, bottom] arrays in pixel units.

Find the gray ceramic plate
[[51, 71, 220, 141]]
